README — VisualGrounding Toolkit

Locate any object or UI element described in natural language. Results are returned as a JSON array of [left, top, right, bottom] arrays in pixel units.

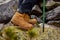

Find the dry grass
[[0, 25, 60, 40]]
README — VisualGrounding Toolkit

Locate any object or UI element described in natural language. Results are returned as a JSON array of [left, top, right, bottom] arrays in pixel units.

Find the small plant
[[27, 28, 39, 40], [1, 26, 24, 40], [28, 30, 36, 38]]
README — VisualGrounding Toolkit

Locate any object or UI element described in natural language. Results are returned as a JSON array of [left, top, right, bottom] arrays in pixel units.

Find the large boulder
[[46, 6, 60, 27], [46, 6, 60, 20], [31, 5, 42, 16], [45, 0, 60, 11], [0, 0, 17, 24], [47, 20, 60, 27]]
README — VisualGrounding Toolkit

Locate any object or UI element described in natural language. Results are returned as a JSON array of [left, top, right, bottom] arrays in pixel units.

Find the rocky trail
[[0, 0, 60, 40], [0, 0, 60, 30]]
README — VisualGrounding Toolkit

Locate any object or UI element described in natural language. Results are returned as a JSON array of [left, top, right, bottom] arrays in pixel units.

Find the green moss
[[27, 28, 39, 38]]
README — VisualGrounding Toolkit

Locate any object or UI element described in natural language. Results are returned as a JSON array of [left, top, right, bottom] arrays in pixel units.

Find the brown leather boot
[[28, 19, 37, 24], [11, 12, 33, 30], [23, 14, 37, 24]]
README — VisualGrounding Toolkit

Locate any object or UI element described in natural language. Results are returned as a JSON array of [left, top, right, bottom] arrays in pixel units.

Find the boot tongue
[[0, 0, 11, 5]]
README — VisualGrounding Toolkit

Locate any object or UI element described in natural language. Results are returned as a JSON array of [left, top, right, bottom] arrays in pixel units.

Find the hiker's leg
[[18, 0, 38, 24], [18, 0, 38, 13], [11, 0, 38, 30]]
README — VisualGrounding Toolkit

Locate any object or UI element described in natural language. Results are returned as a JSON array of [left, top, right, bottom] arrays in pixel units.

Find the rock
[[0, 22, 14, 31], [0, 0, 11, 5], [4, 22, 14, 27], [38, 23, 52, 28], [47, 20, 60, 27], [31, 5, 42, 16], [31, 15, 42, 23], [0, 0, 17, 24], [45, 0, 60, 11], [32, 5, 42, 13], [46, 0, 56, 9], [46, 6, 60, 20], [0, 24, 4, 30]]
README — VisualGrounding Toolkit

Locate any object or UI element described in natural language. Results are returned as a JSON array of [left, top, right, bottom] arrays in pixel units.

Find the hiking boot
[[11, 12, 33, 30], [23, 14, 37, 24]]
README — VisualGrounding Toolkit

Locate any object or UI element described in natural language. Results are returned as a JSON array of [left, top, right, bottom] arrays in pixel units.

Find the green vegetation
[[0, 26, 60, 40]]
